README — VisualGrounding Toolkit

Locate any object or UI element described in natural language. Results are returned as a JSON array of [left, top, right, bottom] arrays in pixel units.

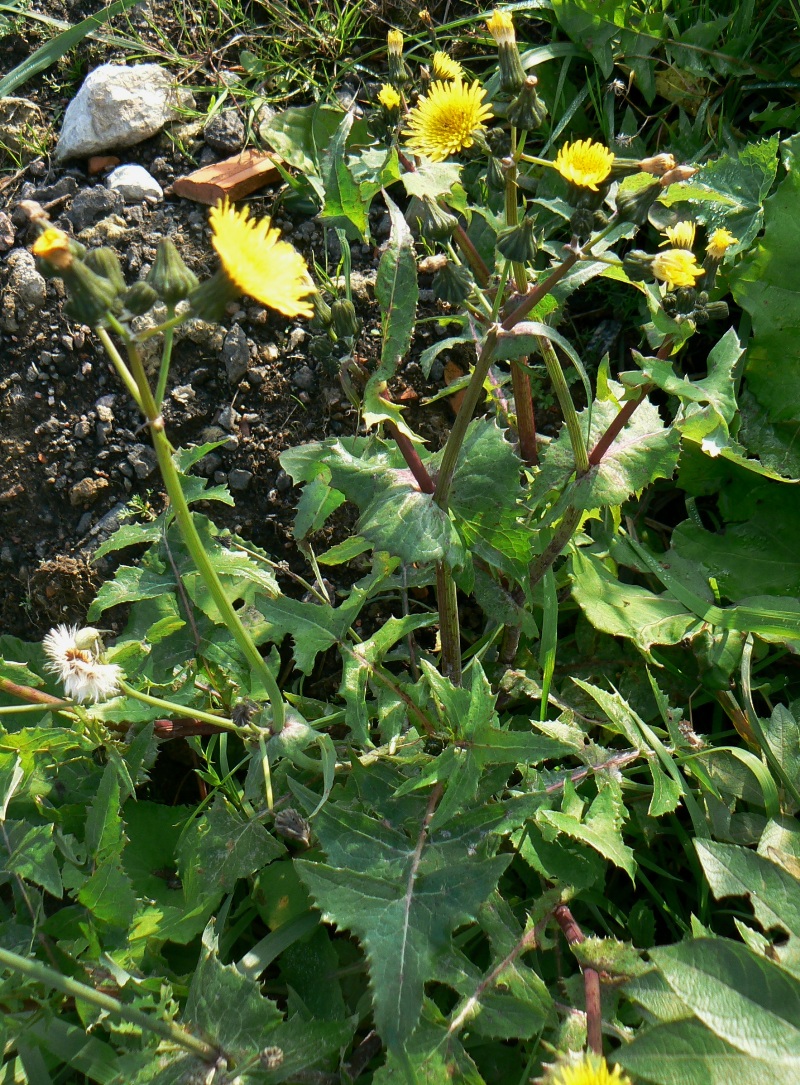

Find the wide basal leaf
[[617, 1017, 797, 1085], [533, 383, 680, 511], [696, 839, 800, 971], [319, 110, 369, 237], [650, 938, 800, 1066]]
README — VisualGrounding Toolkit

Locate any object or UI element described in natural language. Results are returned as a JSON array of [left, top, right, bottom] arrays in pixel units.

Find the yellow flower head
[[403, 78, 493, 162], [32, 225, 74, 271], [388, 28, 404, 55], [706, 227, 738, 260], [547, 1053, 633, 1085], [209, 199, 314, 318], [486, 9, 516, 44], [652, 248, 705, 290], [554, 139, 615, 191], [660, 220, 696, 250], [378, 84, 402, 111], [432, 51, 464, 81]]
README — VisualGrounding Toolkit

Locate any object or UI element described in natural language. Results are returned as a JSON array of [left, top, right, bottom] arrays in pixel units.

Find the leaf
[[372, 1004, 486, 1084], [2, 821, 62, 898], [282, 438, 464, 567], [319, 110, 369, 237], [672, 135, 779, 250], [696, 840, 800, 971], [186, 925, 283, 1053], [363, 192, 419, 437], [294, 791, 512, 1051], [730, 135, 800, 463], [260, 104, 348, 195], [84, 763, 123, 864], [650, 938, 800, 1065], [761, 706, 800, 803], [77, 861, 136, 928], [0, 0, 140, 96], [533, 383, 680, 511], [571, 548, 702, 652], [538, 779, 637, 880], [617, 1017, 798, 1085], [401, 160, 463, 201], [178, 795, 284, 901]]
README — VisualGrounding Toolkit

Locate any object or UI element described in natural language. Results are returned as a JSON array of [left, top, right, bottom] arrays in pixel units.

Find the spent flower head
[[706, 227, 738, 259], [432, 51, 464, 81], [660, 220, 696, 250], [403, 78, 493, 162], [485, 9, 515, 43], [32, 226, 74, 271], [652, 248, 705, 289], [209, 199, 314, 319], [43, 624, 123, 704], [554, 139, 615, 191]]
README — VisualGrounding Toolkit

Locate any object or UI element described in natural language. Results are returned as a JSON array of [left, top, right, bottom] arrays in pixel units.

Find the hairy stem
[[553, 904, 603, 1055], [453, 223, 490, 288], [538, 336, 589, 475], [436, 562, 461, 685], [0, 945, 218, 1061], [588, 338, 673, 465], [385, 420, 435, 494]]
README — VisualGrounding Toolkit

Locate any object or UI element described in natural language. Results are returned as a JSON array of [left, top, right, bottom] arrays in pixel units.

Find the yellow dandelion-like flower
[[432, 51, 464, 81], [486, 9, 515, 43], [651, 248, 705, 290], [706, 227, 738, 260], [660, 220, 696, 250], [388, 29, 404, 55], [403, 78, 493, 162], [32, 226, 74, 270], [547, 1053, 633, 1085], [378, 84, 401, 110], [554, 139, 615, 191], [209, 199, 314, 319]]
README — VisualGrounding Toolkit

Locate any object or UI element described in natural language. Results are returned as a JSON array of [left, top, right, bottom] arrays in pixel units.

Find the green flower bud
[[497, 215, 537, 263], [84, 247, 126, 294], [415, 196, 458, 242], [696, 299, 729, 323], [122, 280, 159, 316], [486, 11, 526, 95], [486, 156, 506, 192], [387, 29, 410, 88], [311, 291, 333, 329], [622, 249, 655, 282], [432, 261, 472, 304], [486, 126, 511, 158], [569, 207, 595, 239], [146, 238, 198, 305], [188, 269, 238, 323], [614, 179, 662, 225], [62, 259, 122, 326], [507, 76, 547, 132], [330, 297, 361, 339]]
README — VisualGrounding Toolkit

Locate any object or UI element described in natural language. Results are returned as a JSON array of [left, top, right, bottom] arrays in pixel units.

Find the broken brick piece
[[172, 149, 283, 205]]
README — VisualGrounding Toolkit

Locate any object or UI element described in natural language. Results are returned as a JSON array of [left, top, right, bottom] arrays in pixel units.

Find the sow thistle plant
[[3, 7, 800, 1085]]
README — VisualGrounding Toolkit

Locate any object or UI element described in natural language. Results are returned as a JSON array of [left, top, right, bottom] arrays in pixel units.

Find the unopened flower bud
[[311, 291, 333, 328], [622, 249, 655, 282], [330, 297, 361, 339], [146, 238, 198, 305], [507, 76, 547, 132], [696, 299, 729, 323], [486, 126, 510, 157], [569, 207, 595, 239], [432, 260, 472, 304], [387, 29, 410, 88], [122, 280, 159, 316], [486, 155, 506, 191], [84, 247, 127, 294], [615, 179, 662, 224], [62, 260, 122, 325], [414, 195, 458, 241], [486, 10, 526, 96], [660, 164, 698, 187], [32, 225, 82, 275], [497, 214, 537, 263]]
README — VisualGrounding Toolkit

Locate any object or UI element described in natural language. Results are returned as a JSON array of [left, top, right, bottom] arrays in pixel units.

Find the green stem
[[102, 323, 286, 732], [0, 945, 218, 1061], [119, 681, 248, 736], [453, 223, 490, 288], [154, 306, 176, 409], [537, 336, 589, 474], [529, 506, 583, 591], [436, 561, 461, 685], [96, 326, 143, 407]]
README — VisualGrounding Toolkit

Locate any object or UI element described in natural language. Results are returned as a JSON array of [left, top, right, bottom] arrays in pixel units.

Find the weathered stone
[[69, 476, 109, 507], [5, 249, 46, 310], [106, 163, 163, 203], [66, 187, 124, 232], [203, 110, 245, 154], [0, 98, 48, 162], [222, 323, 251, 383], [55, 64, 195, 161], [228, 468, 253, 491]]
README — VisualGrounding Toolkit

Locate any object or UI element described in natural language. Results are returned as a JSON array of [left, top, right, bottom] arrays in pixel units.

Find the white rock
[[55, 63, 194, 161], [106, 163, 163, 203]]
